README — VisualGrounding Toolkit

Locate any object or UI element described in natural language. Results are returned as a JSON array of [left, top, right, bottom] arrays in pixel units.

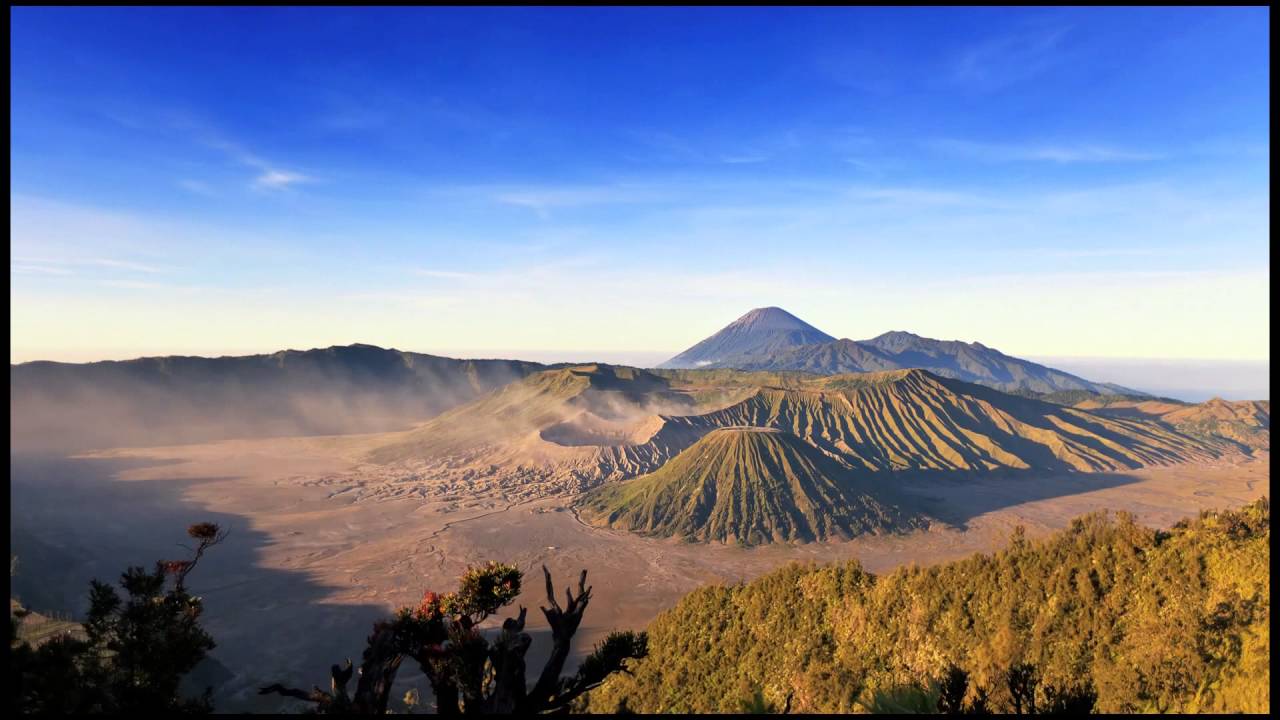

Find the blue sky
[[10, 7, 1271, 365]]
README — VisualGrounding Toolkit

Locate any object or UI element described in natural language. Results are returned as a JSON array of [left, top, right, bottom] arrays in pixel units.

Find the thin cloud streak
[[89, 258, 171, 273], [413, 269, 476, 279], [845, 186, 996, 208], [450, 184, 670, 217], [204, 136, 315, 191], [929, 138, 1161, 164], [12, 264, 75, 276], [252, 169, 314, 190], [951, 24, 1074, 91], [11, 257, 174, 275]]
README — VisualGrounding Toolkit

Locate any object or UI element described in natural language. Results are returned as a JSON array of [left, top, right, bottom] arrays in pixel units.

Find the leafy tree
[[10, 522, 228, 714], [261, 563, 648, 714]]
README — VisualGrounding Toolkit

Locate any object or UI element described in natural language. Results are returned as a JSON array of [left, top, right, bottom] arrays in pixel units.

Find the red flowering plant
[[416, 590, 443, 619], [159, 560, 193, 576], [393, 562, 522, 645]]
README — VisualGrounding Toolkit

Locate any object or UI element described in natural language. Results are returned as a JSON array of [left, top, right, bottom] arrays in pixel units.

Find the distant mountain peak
[[724, 307, 825, 333], [735, 306, 801, 322], [870, 330, 923, 342], [658, 308, 834, 369]]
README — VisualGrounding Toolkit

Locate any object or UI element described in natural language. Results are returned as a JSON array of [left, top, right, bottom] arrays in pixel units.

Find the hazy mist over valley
[[10, 6, 1269, 716]]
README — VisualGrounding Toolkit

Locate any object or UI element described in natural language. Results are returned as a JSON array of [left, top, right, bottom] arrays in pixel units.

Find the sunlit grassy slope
[[577, 427, 926, 544]]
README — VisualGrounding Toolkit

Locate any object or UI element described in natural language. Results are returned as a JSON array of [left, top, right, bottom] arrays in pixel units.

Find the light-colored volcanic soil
[[9, 434, 1268, 712]]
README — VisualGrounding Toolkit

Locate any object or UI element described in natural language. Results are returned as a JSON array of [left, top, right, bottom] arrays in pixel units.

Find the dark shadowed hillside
[[10, 344, 547, 452]]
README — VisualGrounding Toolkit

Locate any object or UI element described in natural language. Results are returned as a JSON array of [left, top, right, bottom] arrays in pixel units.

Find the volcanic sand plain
[[9, 429, 1269, 712]]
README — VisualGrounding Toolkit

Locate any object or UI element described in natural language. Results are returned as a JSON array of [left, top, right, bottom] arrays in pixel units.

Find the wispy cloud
[[251, 169, 313, 190], [845, 186, 993, 208], [952, 24, 1073, 91], [1021, 247, 1188, 259], [629, 128, 809, 167], [11, 263, 74, 276], [99, 279, 199, 291], [335, 291, 463, 309], [11, 256, 174, 276], [413, 269, 476, 279], [929, 138, 1161, 164], [72, 109, 317, 193], [460, 184, 666, 218], [204, 137, 315, 191], [89, 258, 170, 273]]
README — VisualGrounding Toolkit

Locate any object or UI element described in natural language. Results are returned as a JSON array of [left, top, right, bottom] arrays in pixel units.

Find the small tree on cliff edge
[[11, 522, 228, 714], [261, 562, 648, 714]]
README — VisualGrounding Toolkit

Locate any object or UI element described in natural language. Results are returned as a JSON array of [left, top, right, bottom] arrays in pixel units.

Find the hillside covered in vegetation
[[583, 499, 1270, 714]]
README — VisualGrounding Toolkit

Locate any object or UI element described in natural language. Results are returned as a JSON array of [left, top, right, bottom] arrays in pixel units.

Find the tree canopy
[[584, 499, 1270, 714]]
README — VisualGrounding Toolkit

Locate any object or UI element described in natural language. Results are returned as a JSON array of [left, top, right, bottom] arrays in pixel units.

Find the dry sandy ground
[[9, 435, 1269, 713]]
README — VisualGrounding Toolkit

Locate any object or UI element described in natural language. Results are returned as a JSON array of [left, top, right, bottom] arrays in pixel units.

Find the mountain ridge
[[10, 344, 551, 452], [361, 364, 1246, 505], [660, 308, 1140, 395]]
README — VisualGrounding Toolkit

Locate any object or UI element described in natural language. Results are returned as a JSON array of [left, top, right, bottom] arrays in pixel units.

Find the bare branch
[[258, 683, 330, 704], [502, 606, 527, 633], [330, 659, 353, 697], [272, 563, 632, 715], [542, 565, 560, 612]]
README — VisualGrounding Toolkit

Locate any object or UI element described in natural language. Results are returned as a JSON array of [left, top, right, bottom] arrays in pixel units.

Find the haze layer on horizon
[[10, 7, 1270, 365]]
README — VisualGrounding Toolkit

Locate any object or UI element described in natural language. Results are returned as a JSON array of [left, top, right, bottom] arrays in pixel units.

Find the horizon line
[[10, 344, 1270, 367]]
